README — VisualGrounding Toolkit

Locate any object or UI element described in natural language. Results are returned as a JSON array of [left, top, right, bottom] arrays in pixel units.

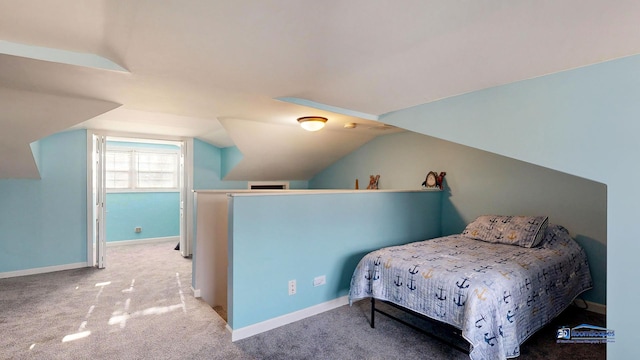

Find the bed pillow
[[461, 215, 549, 248]]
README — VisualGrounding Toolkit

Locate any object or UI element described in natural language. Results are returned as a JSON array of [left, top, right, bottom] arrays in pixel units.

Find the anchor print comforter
[[349, 224, 593, 360]]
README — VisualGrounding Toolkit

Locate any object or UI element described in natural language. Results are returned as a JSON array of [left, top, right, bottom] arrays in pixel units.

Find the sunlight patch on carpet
[[108, 303, 185, 328], [62, 331, 91, 343], [122, 279, 135, 293], [176, 272, 187, 313]]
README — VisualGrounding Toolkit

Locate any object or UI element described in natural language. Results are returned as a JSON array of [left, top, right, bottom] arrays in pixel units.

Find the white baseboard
[[0, 262, 88, 279], [192, 287, 201, 298], [106, 236, 179, 247], [230, 295, 349, 342], [585, 300, 606, 315]]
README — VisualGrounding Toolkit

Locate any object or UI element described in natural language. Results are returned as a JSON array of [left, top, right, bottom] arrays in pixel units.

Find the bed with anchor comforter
[[349, 221, 593, 360]]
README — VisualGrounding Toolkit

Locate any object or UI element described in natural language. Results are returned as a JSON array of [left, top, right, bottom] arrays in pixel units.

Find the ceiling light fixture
[[297, 116, 327, 131]]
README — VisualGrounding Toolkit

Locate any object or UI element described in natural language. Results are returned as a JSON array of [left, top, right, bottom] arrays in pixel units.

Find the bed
[[349, 216, 593, 360]]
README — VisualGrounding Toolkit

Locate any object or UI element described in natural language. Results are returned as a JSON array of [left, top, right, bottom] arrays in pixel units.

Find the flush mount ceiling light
[[297, 116, 327, 131]]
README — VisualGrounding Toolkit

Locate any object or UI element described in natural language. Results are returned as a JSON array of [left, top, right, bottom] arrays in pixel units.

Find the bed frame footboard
[[370, 298, 470, 354]]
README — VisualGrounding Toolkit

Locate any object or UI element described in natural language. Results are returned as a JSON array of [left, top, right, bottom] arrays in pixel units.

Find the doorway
[[87, 131, 193, 268]]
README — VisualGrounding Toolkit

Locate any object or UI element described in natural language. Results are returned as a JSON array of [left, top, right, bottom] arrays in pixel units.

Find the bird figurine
[[436, 172, 446, 190]]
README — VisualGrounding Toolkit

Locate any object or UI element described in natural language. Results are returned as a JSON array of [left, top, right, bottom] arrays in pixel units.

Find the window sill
[[107, 188, 180, 194]]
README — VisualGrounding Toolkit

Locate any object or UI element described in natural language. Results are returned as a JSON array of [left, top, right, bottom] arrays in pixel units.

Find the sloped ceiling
[[221, 118, 378, 181], [0, 87, 120, 178], [1, 1, 639, 179]]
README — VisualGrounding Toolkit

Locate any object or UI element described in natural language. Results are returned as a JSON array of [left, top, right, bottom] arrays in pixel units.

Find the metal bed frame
[[370, 297, 470, 355]]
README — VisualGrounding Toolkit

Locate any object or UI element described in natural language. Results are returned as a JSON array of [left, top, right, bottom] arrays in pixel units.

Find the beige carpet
[[0, 240, 605, 359], [0, 240, 248, 360]]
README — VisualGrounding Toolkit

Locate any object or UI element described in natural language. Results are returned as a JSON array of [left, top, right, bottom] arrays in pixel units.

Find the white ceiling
[[1, 1, 639, 179]]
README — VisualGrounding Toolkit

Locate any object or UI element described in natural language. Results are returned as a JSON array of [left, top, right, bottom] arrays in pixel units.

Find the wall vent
[[248, 181, 289, 190]]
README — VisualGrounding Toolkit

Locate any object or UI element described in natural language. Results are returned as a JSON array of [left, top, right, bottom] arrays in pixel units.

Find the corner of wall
[[221, 146, 243, 179], [29, 140, 43, 178]]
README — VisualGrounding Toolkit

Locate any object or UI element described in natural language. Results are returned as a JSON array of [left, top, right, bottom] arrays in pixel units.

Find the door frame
[[86, 129, 194, 266], [90, 133, 106, 268]]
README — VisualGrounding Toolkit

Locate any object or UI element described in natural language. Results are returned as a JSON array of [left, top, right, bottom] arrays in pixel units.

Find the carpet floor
[[0, 240, 605, 359]]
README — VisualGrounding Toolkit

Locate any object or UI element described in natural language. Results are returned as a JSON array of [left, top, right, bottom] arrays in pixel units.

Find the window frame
[[105, 146, 181, 193]]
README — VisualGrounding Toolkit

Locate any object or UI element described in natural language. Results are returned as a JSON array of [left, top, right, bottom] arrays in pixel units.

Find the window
[[105, 150, 132, 189], [136, 152, 179, 188], [105, 148, 179, 191]]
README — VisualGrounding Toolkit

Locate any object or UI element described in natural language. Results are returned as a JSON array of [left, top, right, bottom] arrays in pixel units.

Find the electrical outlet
[[134, 226, 142, 233], [313, 275, 326, 287], [288, 280, 296, 295]]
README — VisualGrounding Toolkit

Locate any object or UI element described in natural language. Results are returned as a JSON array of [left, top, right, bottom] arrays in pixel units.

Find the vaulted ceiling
[[1, 1, 639, 179]]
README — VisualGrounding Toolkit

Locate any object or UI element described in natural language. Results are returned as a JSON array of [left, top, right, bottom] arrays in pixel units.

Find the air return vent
[[248, 181, 289, 190]]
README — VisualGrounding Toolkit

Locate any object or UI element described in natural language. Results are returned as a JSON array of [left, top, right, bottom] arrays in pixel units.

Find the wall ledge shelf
[[193, 188, 442, 196]]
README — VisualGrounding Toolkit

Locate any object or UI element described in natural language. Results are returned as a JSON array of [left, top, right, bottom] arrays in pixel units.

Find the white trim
[[183, 138, 194, 257], [86, 130, 188, 142], [86, 131, 107, 269], [0, 262, 88, 279], [106, 236, 179, 247], [107, 142, 181, 151], [107, 136, 182, 146], [229, 295, 349, 342], [585, 300, 606, 315], [86, 130, 94, 267], [193, 189, 441, 195], [107, 188, 180, 194], [192, 287, 201, 298], [86, 130, 192, 269]]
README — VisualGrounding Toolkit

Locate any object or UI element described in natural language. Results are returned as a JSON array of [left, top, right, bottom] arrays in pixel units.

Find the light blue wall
[[191, 139, 309, 287], [0, 130, 87, 272], [1, 133, 315, 275], [380, 54, 640, 358], [106, 192, 180, 241], [221, 146, 243, 179], [192, 139, 248, 287], [228, 191, 442, 329], [106, 140, 181, 242], [310, 131, 607, 305], [194, 139, 254, 190]]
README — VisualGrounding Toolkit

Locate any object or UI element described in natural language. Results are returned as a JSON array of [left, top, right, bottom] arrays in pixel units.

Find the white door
[[93, 134, 107, 268], [179, 143, 190, 257], [88, 134, 191, 265]]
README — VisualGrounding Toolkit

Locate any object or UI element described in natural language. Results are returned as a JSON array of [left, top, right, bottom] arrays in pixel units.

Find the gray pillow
[[462, 215, 549, 248]]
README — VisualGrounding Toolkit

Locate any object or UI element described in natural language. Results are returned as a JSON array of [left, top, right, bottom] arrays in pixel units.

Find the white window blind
[[105, 148, 179, 190], [105, 150, 131, 189], [136, 152, 178, 188]]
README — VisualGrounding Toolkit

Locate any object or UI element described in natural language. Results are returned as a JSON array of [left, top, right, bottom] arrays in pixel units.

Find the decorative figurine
[[436, 172, 446, 190], [422, 171, 447, 190], [367, 175, 380, 190], [422, 171, 438, 188]]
